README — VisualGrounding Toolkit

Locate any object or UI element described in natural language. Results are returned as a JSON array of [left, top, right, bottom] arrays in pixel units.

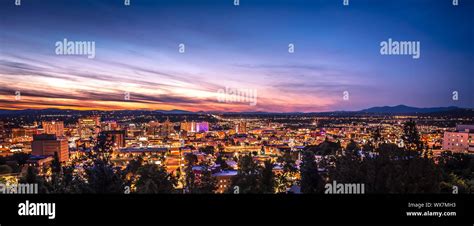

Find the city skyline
[[0, 0, 473, 112]]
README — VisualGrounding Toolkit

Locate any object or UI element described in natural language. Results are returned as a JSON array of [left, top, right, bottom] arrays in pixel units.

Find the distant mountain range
[[358, 105, 461, 114], [0, 105, 471, 115]]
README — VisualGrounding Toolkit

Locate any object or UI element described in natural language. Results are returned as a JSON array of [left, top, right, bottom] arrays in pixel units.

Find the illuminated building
[[101, 120, 119, 131], [12, 127, 38, 139], [147, 121, 161, 136], [42, 121, 64, 137], [443, 125, 474, 153], [78, 116, 101, 139], [161, 118, 174, 137], [101, 130, 126, 148], [212, 170, 237, 193], [180, 121, 209, 132], [235, 121, 247, 134], [31, 134, 69, 162], [180, 121, 196, 132], [195, 122, 209, 132]]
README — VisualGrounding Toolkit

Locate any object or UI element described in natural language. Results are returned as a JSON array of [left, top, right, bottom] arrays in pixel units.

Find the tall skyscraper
[[32, 134, 69, 162], [42, 121, 64, 137]]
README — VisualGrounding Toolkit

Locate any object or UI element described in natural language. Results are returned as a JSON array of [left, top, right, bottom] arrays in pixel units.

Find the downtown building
[[78, 116, 101, 139], [42, 121, 64, 137], [31, 134, 69, 162], [235, 121, 247, 134], [180, 121, 209, 133], [442, 125, 474, 153]]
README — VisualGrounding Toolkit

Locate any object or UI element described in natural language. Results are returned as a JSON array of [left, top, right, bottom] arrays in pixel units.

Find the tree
[[402, 121, 423, 151], [51, 152, 61, 174], [230, 154, 262, 193], [80, 159, 125, 194], [184, 153, 198, 193], [19, 166, 49, 193], [275, 150, 298, 192], [260, 160, 275, 194], [300, 151, 324, 193], [345, 140, 359, 156], [215, 153, 230, 170], [199, 146, 215, 155], [0, 165, 12, 174], [192, 161, 217, 194], [135, 164, 176, 193]]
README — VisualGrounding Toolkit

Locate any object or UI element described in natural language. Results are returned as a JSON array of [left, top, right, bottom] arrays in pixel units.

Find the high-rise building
[[180, 121, 195, 132], [101, 120, 119, 131], [78, 116, 101, 139], [235, 121, 247, 134], [12, 127, 38, 139], [443, 125, 474, 153], [32, 134, 69, 162], [147, 121, 161, 136], [195, 122, 209, 132], [100, 130, 126, 148], [42, 121, 64, 137], [160, 118, 174, 137], [180, 121, 209, 133]]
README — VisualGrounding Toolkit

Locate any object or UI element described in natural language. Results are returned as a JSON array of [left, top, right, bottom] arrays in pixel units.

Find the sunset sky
[[0, 0, 473, 112]]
